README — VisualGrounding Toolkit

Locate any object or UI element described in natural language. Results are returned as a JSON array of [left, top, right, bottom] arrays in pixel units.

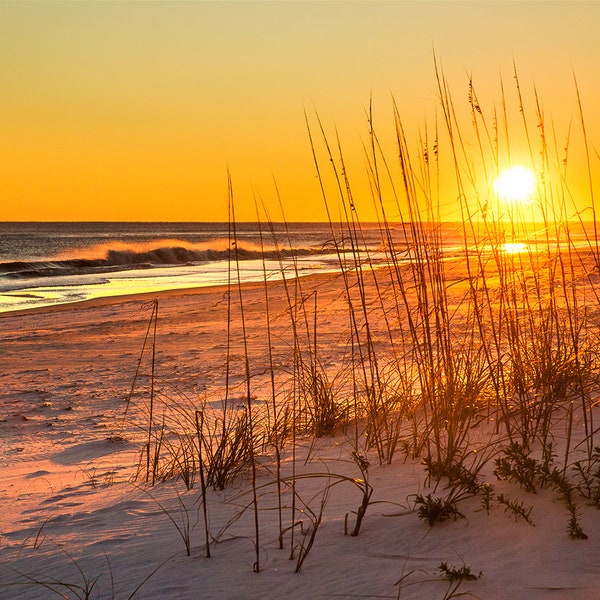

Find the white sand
[[2, 271, 600, 599]]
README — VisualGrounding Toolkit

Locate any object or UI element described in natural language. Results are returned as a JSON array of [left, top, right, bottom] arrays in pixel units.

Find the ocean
[[1, 220, 591, 314], [0, 222, 401, 313]]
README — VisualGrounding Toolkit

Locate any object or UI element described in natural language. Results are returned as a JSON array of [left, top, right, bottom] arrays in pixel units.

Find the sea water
[[0, 222, 400, 313], [2, 220, 589, 314]]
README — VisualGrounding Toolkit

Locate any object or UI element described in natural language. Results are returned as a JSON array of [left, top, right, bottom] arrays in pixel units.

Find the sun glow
[[493, 166, 536, 205], [502, 242, 528, 254]]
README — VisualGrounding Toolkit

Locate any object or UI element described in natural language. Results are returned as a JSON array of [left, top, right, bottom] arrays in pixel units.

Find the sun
[[493, 166, 536, 205]]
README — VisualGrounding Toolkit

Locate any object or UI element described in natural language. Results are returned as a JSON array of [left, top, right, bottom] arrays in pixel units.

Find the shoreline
[[0, 269, 343, 319]]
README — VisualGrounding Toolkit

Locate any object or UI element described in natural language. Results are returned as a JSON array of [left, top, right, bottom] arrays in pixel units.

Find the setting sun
[[493, 166, 537, 205]]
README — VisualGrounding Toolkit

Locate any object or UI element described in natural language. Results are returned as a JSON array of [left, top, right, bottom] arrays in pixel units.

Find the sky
[[1, 0, 599, 222]]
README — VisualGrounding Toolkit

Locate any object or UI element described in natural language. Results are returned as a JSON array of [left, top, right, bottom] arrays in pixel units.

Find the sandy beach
[[2, 259, 600, 600], [2, 1, 599, 597]]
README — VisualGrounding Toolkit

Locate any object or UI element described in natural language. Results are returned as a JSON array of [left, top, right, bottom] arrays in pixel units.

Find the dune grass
[[37, 64, 599, 598]]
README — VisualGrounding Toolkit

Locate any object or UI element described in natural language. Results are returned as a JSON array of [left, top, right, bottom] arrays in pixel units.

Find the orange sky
[[1, 1, 599, 222]]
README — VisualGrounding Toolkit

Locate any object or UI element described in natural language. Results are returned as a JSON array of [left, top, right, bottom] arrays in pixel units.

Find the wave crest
[[1, 240, 324, 279]]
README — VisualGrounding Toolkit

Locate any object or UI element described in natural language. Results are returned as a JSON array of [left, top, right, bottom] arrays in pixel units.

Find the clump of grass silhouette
[[496, 493, 535, 525], [438, 561, 483, 582], [494, 442, 540, 493], [299, 362, 349, 437], [567, 504, 588, 540], [414, 491, 465, 526], [396, 556, 483, 599], [572, 446, 600, 507], [202, 404, 255, 491]]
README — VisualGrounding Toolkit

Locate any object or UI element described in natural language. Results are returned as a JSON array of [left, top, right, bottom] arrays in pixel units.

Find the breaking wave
[[0, 240, 328, 280]]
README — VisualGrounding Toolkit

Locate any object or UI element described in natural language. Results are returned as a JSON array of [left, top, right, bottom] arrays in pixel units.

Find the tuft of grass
[[438, 561, 483, 582], [414, 492, 465, 526], [494, 443, 539, 493], [299, 364, 348, 437], [496, 493, 535, 525]]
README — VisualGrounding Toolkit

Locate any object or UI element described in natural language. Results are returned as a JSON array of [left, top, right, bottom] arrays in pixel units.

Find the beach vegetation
[[25, 60, 599, 597], [496, 493, 535, 525]]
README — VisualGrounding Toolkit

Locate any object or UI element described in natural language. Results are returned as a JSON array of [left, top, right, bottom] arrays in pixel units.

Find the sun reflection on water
[[502, 242, 528, 254]]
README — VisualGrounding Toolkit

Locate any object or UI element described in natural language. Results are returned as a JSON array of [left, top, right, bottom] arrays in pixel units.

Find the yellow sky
[[1, 1, 599, 222]]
